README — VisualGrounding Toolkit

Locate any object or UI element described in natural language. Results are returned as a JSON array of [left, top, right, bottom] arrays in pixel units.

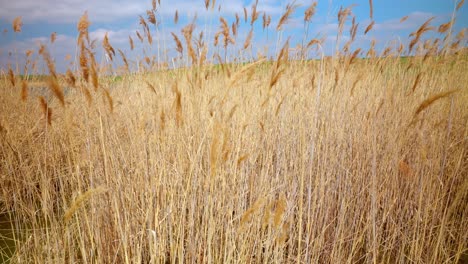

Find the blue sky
[[0, 0, 466, 73]]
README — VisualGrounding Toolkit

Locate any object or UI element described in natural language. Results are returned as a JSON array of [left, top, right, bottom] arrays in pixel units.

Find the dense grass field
[[1, 1, 467, 263]]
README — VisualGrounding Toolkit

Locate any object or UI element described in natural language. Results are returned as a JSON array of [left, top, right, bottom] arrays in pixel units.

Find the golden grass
[[0, 1, 467, 263]]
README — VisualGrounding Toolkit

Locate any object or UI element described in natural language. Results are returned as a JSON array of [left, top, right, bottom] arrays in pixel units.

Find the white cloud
[[0, 0, 289, 24], [0, 0, 147, 23]]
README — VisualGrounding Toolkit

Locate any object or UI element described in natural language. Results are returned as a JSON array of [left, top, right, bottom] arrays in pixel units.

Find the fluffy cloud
[[0, 0, 290, 24], [0, 0, 147, 23]]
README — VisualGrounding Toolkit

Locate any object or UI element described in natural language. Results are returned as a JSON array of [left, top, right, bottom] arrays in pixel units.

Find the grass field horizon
[[1, 0, 467, 263]]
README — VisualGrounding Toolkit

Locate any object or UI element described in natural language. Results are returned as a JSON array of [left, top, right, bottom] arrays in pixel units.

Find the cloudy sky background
[[0, 0, 466, 73]]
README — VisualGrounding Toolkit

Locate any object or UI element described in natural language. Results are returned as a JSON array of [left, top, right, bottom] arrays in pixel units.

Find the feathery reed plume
[[367, 39, 376, 58], [414, 89, 459, 116], [276, 38, 290, 66], [456, 0, 465, 11], [277, 3, 298, 31], [12, 16, 22, 32], [240, 198, 265, 227], [410, 72, 423, 93], [147, 10, 156, 25], [136, 31, 144, 42], [152, 0, 157, 10], [261, 203, 272, 231], [118, 49, 129, 72], [48, 76, 65, 107], [159, 109, 166, 131], [77, 12, 90, 44], [304, 2, 317, 22], [171, 32, 183, 55], [182, 23, 197, 64], [221, 129, 230, 163], [174, 10, 179, 24], [349, 48, 361, 65], [172, 82, 183, 127], [220, 17, 234, 48], [64, 187, 107, 224], [231, 22, 237, 37], [274, 194, 287, 228], [204, 0, 209, 10], [400, 15, 409, 23], [80, 85, 92, 105], [38, 44, 57, 79], [21, 80, 28, 102], [399, 160, 414, 178], [199, 45, 208, 66], [143, 23, 153, 44], [409, 17, 435, 54], [214, 32, 220, 46], [128, 36, 134, 50], [243, 28, 253, 50], [438, 21, 453, 34], [250, 0, 259, 26], [103, 33, 116, 61], [350, 16, 358, 41], [8, 66, 15, 86], [410, 17, 435, 37], [38, 96, 52, 125], [217, 53, 231, 76], [338, 5, 355, 36], [270, 68, 285, 89], [306, 38, 323, 48], [65, 69, 76, 88], [269, 39, 289, 89], [262, 13, 267, 30], [381, 46, 392, 57], [365, 21, 375, 34], [88, 49, 99, 90], [102, 88, 114, 113], [455, 28, 466, 41], [275, 93, 287, 116], [79, 43, 89, 82], [139, 15, 149, 31], [146, 81, 157, 94], [398, 43, 404, 54], [144, 56, 151, 65], [50, 32, 57, 43], [369, 0, 373, 19], [229, 58, 265, 88], [243, 7, 248, 22], [350, 74, 362, 96], [237, 154, 248, 166]]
